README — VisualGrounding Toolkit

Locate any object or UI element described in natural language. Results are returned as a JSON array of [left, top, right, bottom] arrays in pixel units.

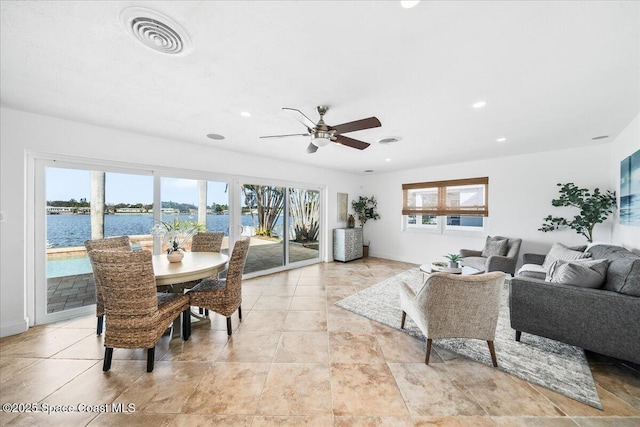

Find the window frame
[[402, 177, 489, 217], [402, 177, 488, 235]]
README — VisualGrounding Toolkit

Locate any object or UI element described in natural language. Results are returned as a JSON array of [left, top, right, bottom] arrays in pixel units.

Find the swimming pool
[[47, 255, 92, 278]]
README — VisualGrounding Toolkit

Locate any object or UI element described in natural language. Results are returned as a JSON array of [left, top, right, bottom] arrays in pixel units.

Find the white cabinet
[[333, 228, 363, 262]]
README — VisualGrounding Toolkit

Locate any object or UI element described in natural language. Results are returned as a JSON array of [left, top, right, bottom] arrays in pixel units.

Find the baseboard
[[0, 318, 29, 338]]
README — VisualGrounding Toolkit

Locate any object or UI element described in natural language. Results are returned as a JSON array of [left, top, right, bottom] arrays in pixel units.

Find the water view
[[47, 214, 275, 248]]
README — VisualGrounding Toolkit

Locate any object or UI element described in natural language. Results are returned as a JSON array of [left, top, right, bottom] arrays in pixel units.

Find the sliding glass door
[[240, 184, 286, 273], [239, 183, 321, 275], [33, 157, 322, 325], [288, 187, 320, 264], [42, 166, 153, 321], [160, 177, 230, 254]]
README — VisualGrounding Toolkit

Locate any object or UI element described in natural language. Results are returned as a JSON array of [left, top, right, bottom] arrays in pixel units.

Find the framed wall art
[[620, 149, 640, 226], [337, 193, 348, 222]]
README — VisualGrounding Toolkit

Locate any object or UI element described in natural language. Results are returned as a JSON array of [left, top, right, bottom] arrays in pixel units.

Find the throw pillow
[[545, 258, 609, 288], [481, 236, 509, 257], [541, 242, 591, 271]]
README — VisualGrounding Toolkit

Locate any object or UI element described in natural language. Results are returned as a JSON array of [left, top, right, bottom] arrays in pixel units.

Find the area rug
[[335, 268, 602, 409]]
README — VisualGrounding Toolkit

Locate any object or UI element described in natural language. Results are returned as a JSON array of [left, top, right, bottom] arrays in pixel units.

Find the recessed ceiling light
[[472, 101, 487, 109], [364, 170, 374, 173], [206, 134, 225, 140], [240, 112, 251, 118], [378, 137, 400, 145], [591, 135, 609, 140], [400, 0, 421, 9], [385, 158, 392, 162], [496, 137, 507, 142]]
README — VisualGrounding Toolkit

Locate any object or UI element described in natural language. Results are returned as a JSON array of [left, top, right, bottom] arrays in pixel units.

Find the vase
[[347, 215, 355, 228], [167, 250, 184, 263], [448, 261, 459, 268]]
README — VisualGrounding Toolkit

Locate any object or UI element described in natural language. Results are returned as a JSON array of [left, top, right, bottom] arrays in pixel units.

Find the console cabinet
[[333, 228, 363, 262]]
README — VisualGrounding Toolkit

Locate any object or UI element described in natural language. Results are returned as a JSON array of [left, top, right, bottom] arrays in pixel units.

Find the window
[[403, 177, 488, 232]]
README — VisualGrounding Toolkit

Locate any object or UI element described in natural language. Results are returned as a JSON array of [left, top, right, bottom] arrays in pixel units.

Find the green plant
[[539, 183, 617, 243], [351, 196, 381, 229], [444, 253, 462, 263], [150, 218, 205, 253]]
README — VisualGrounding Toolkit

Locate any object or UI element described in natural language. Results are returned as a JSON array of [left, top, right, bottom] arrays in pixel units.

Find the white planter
[[167, 250, 184, 263]]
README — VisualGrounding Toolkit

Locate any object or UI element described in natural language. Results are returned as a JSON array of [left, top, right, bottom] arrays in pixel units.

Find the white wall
[[610, 113, 640, 252], [1, 106, 633, 337], [361, 144, 616, 266], [0, 107, 361, 337]]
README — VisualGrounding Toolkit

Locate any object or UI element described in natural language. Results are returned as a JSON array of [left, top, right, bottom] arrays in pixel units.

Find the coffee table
[[420, 263, 483, 280]]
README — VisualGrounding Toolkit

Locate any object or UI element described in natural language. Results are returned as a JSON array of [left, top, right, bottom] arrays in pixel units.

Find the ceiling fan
[[260, 106, 382, 153]]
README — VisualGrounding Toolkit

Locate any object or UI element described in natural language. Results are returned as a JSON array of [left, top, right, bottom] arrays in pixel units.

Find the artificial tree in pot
[[351, 195, 381, 257], [538, 182, 617, 243]]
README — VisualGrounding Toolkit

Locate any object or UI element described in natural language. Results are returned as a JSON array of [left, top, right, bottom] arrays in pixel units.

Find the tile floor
[[1, 257, 639, 426]]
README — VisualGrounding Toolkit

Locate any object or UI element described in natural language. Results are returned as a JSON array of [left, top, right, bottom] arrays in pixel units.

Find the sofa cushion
[[481, 236, 508, 257], [517, 263, 547, 280], [546, 258, 609, 288], [542, 242, 591, 271], [587, 245, 640, 296]]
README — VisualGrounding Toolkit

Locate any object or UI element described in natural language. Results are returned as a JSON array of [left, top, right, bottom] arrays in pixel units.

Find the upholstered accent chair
[[84, 236, 132, 335], [88, 249, 191, 372], [460, 236, 522, 276], [187, 238, 250, 336], [399, 271, 506, 366]]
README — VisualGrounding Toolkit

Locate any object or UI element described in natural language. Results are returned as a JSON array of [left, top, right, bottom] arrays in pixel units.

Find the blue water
[[620, 193, 640, 225], [46, 214, 268, 248]]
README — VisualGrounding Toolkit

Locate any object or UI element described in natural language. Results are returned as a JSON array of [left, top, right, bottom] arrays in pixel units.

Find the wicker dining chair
[[84, 236, 132, 335], [187, 238, 250, 336], [88, 249, 191, 372], [186, 232, 226, 315], [191, 232, 224, 253]]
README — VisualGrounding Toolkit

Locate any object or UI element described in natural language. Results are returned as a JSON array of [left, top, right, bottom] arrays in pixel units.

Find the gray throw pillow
[[542, 242, 591, 271], [481, 236, 508, 257], [545, 258, 609, 288]]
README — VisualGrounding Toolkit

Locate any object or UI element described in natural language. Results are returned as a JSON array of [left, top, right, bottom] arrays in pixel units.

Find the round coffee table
[[420, 263, 483, 280]]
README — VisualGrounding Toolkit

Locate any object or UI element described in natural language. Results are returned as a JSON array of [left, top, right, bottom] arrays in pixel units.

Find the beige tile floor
[[1, 257, 639, 426]]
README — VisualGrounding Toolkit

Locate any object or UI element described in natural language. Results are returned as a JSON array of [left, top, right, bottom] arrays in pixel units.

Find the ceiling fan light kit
[[261, 105, 382, 154], [311, 134, 331, 147]]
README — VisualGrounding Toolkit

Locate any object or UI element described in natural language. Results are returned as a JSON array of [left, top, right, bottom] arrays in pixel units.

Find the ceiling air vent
[[120, 7, 192, 55]]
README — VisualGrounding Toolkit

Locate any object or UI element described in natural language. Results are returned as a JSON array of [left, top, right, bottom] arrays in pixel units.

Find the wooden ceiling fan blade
[[334, 135, 371, 150], [330, 117, 381, 134], [282, 107, 316, 130], [260, 133, 310, 139], [306, 143, 318, 154]]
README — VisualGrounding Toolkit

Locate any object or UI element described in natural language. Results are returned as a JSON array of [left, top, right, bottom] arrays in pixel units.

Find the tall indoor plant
[[539, 183, 617, 243], [351, 195, 381, 256]]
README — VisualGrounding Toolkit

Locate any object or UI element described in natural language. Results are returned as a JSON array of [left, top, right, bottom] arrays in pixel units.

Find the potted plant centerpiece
[[150, 218, 204, 262], [351, 195, 381, 257], [444, 253, 463, 269]]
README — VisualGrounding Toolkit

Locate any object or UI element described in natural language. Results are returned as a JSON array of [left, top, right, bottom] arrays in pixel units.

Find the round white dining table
[[152, 252, 229, 286]]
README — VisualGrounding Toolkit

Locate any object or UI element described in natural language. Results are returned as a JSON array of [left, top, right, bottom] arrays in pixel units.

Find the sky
[[46, 167, 230, 205]]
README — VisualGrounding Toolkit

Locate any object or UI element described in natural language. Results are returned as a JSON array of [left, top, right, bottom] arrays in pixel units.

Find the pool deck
[[47, 239, 320, 313]]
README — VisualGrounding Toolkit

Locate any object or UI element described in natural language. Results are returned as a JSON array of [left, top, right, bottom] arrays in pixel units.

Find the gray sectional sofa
[[509, 244, 640, 364]]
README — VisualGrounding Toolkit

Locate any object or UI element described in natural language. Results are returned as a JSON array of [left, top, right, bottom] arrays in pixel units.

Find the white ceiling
[[1, 1, 638, 174]]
